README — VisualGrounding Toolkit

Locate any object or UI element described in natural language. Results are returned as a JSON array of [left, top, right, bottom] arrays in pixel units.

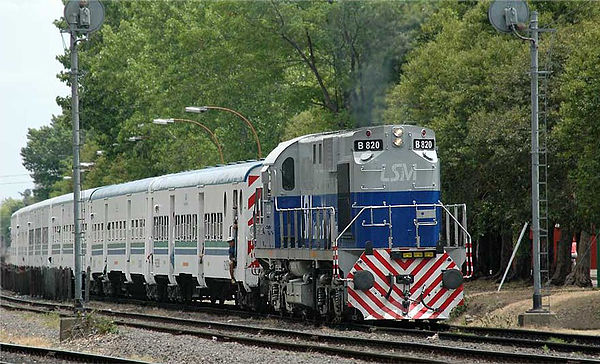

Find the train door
[[197, 192, 206, 288], [146, 196, 155, 282], [126, 199, 132, 283], [103, 203, 108, 274], [337, 163, 352, 237], [168, 194, 176, 284], [232, 189, 238, 246]]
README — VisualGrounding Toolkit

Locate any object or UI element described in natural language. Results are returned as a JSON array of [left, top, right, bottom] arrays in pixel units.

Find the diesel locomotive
[[7, 125, 472, 321]]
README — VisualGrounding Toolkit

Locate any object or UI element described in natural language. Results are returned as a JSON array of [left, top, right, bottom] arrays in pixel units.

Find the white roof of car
[[13, 161, 263, 216]]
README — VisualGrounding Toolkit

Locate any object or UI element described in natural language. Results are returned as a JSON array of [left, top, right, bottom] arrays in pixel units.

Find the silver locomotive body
[[253, 125, 470, 320]]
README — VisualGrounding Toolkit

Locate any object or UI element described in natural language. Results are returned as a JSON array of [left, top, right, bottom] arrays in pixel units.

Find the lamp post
[[153, 118, 225, 164], [185, 106, 262, 159]]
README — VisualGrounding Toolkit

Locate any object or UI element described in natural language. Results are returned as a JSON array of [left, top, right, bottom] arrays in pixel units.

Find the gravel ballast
[[0, 307, 369, 363]]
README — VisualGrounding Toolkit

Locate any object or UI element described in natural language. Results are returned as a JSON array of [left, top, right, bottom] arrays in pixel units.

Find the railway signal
[[488, 0, 556, 324], [63, 0, 105, 310]]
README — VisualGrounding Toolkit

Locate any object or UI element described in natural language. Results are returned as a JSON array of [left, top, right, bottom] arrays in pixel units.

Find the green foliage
[[282, 107, 345, 140], [69, 312, 119, 338], [22, 0, 431, 194], [385, 1, 532, 238], [385, 1, 600, 238], [20, 116, 72, 201], [547, 337, 566, 344], [1, 198, 25, 247], [553, 19, 600, 225]]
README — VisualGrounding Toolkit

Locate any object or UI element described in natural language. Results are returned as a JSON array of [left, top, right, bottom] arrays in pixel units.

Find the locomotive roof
[[262, 129, 351, 165]]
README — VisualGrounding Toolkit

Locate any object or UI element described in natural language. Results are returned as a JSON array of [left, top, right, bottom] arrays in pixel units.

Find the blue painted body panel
[[273, 191, 441, 249]]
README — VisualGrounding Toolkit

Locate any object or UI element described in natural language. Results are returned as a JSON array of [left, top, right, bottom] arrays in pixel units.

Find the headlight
[[393, 137, 403, 147], [392, 127, 403, 137]]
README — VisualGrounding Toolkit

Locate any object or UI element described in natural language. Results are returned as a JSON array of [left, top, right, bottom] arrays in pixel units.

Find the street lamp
[[153, 118, 225, 164], [185, 105, 262, 159]]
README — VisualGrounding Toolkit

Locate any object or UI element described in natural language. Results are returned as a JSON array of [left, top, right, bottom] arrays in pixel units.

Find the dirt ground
[[449, 280, 600, 335]]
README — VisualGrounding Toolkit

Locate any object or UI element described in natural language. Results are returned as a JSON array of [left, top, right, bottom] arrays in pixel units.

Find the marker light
[[392, 127, 403, 137], [393, 138, 403, 147]]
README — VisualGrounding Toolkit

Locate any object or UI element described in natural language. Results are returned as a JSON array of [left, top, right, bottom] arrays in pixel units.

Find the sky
[[0, 0, 68, 202]]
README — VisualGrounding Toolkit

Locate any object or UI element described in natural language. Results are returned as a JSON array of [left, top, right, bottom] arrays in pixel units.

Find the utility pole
[[69, 19, 83, 309], [529, 11, 542, 311], [63, 0, 104, 311], [489, 0, 556, 325]]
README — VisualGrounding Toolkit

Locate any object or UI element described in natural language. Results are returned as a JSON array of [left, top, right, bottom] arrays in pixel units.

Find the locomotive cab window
[[282, 157, 295, 191]]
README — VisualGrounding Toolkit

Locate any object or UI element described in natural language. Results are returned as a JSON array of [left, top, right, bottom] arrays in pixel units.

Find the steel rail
[[94, 312, 600, 363], [0, 342, 148, 363], [349, 322, 600, 355], [443, 323, 600, 346]]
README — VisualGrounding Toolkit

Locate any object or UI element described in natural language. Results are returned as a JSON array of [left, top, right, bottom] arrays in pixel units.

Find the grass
[[21, 312, 60, 330], [547, 337, 566, 344], [76, 311, 119, 335], [62, 311, 119, 340], [0, 331, 54, 348], [450, 296, 468, 320]]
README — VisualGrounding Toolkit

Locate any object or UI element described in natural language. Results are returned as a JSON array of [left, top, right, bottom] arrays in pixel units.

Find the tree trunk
[[474, 235, 488, 277], [508, 238, 532, 281], [493, 230, 513, 282], [564, 229, 592, 287], [551, 227, 572, 285]]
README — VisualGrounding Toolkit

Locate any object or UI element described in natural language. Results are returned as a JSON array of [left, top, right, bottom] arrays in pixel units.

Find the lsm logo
[[380, 163, 416, 182]]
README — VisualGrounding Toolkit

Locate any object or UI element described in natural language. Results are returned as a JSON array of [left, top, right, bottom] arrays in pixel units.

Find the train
[[6, 125, 472, 321]]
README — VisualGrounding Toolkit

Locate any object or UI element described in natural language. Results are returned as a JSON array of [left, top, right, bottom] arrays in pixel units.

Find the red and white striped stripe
[[347, 250, 464, 320], [246, 175, 261, 273], [464, 241, 474, 279]]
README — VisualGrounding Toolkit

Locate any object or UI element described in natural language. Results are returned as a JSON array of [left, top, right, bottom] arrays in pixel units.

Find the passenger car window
[[282, 157, 295, 191]]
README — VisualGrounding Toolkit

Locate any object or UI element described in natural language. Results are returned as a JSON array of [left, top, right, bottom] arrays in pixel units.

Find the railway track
[[0, 342, 148, 363], [353, 321, 600, 353], [2, 293, 599, 363]]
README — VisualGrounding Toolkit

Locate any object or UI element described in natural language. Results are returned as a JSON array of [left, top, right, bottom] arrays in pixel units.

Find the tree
[[384, 1, 600, 280], [20, 117, 72, 201], [46, 1, 432, 189], [550, 226, 572, 285], [0, 198, 25, 248], [552, 18, 600, 286], [257, 1, 431, 125], [384, 2, 533, 276]]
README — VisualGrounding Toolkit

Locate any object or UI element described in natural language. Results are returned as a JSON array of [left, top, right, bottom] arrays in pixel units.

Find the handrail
[[438, 201, 473, 279], [437, 201, 472, 247], [333, 206, 367, 280], [273, 197, 336, 215], [273, 198, 337, 250], [271, 198, 472, 280]]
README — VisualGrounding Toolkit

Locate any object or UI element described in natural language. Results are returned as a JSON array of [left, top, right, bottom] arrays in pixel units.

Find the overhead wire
[[0, 173, 30, 178], [0, 181, 34, 186]]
